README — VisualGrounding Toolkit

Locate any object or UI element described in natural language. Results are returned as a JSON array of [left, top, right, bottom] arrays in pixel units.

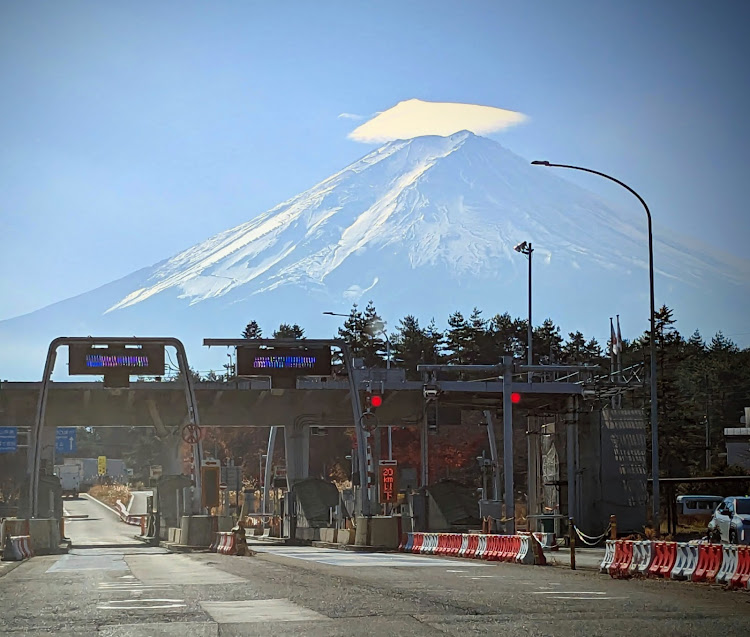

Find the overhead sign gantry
[[29, 337, 202, 518]]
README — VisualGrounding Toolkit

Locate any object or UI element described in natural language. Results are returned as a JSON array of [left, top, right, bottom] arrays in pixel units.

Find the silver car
[[707, 496, 750, 544]]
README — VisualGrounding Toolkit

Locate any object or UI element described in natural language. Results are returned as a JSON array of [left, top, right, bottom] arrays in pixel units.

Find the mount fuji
[[2, 131, 748, 379]]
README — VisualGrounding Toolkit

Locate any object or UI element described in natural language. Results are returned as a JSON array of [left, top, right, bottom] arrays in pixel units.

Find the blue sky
[[1, 1, 748, 339]]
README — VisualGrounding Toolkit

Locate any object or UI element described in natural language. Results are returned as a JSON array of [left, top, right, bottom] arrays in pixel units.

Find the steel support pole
[[527, 245, 533, 383], [342, 344, 370, 516], [420, 410, 429, 487], [263, 428, 277, 515], [565, 395, 579, 523], [502, 356, 515, 532], [483, 410, 502, 501]]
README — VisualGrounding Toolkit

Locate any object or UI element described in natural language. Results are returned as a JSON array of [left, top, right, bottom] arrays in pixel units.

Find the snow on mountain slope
[[1, 131, 748, 380], [105, 131, 748, 316]]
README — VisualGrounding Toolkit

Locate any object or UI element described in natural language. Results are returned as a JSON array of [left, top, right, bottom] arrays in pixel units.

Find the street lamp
[[514, 241, 534, 382], [531, 159, 660, 532]]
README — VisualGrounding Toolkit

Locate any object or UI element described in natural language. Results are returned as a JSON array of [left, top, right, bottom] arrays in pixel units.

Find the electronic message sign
[[378, 460, 398, 504], [68, 344, 165, 376], [236, 347, 332, 377]]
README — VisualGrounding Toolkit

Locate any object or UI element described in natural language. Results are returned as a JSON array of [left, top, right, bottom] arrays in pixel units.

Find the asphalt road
[[63, 495, 144, 548], [1, 497, 749, 636]]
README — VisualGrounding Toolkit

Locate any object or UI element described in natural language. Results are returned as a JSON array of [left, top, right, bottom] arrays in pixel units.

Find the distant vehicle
[[676, 495, 723, 516], [707, 496, 750, 544], [55, 464, 81, 498]]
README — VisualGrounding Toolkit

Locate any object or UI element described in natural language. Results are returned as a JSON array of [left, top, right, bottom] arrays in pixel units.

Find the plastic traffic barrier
[[629, 540, 653, 576], [4, 535, 34, 560], [402, 533, 414, 553], [681, 543, 701, 581], [658, 542, 677, 577], [704, 544, 724, 583], [671, 543, 698, 580], [608, 540, 633, 578], [647, 541, 666, 577], [398, 533, 407, 552], [692, 543, 722, 583], [458, 534, 469, 557], [516, 534, 535, 565], [464, 534, 479, 558], [600, 540, 616, 574], [729, 546, 750, 590], [474, 535, 488, 559], [411, 533, 424, 554], [209, 532, 221, 553], [715, 544, 739, 586]]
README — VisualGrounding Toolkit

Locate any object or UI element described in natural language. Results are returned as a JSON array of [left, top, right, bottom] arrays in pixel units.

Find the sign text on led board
[[69, 345, 165, 376], [378, 460, 398, 504], [236, 347, 332, 377]]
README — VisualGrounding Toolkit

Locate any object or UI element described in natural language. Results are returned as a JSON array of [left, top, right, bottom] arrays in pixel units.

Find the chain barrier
[[575, 524, 612, 546]]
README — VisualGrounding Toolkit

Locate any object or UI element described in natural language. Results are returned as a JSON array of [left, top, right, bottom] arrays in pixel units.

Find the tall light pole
[[514, 241, 534, 382], [531, 160, 660, 532]]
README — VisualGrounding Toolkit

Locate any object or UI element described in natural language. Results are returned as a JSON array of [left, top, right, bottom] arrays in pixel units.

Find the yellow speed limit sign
[[98, 455, 107, 475]]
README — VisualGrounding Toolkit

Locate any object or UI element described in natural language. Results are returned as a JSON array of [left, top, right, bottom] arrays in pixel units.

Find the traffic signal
[[510, 392, 521, 404]]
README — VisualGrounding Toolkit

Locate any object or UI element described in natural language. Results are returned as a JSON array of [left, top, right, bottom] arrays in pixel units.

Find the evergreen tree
[[242, 320, 263, 339], [273, 323, 305, 339], [533, 318, 563, 364], [336, 302, 384, 367]]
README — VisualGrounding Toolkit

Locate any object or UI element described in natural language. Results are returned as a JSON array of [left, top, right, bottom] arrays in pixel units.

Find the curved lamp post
[[531, 160, 660, 533]]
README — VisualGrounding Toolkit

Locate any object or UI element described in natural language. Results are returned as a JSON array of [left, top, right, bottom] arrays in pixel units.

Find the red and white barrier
[[729, 546, 750, 590], [715, 545, 739, 586], [474, 535, 488, 559], [516, 534, 535, 565], [630, 540, 654, 576], [600, 540, 616, 573], [6, 535, 34, 560], [671, 543, 698, 580], [392, 532, 546, 565]]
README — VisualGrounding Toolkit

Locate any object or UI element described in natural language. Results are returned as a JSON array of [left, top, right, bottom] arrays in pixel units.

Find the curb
[[82, 493, 122, 518], [311, 541, 392, 553]]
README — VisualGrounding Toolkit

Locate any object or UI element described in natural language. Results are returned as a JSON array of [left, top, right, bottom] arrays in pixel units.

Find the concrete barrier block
[[28, 518, 61, 555], [354, 516, 399, 548], [338, 529, 353, 545], [179, 515, 215, 547]]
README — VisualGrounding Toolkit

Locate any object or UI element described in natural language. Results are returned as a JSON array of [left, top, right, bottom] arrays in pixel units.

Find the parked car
[[707, 496, 750, 544]]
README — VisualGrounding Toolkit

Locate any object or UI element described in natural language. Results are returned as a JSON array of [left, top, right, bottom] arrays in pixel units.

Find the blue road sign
[[0, 427, 18, 453], [55, 427, 77, 454]]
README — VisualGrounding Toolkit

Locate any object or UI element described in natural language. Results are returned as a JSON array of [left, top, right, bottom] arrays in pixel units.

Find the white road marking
[[446, 569, 467, 573], [547, 596, 629, 600], [47, 554, 128, 572], [201, 599, 328, 623], [252, 546, 482, 568], [533, 591, 607, 595], [98, 598, 187, 610]]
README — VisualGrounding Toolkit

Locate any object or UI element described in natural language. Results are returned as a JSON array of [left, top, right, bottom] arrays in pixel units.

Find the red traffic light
[[370, 395, 383, 408], [510, 392, 521, 404]]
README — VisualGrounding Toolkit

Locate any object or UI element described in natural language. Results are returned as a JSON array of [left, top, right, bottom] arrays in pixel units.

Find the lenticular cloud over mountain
[[0, 130, 748, 380], [348, 99, 527, 143]]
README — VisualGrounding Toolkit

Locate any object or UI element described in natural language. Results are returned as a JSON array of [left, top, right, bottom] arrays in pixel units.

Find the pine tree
[[242, 320, 263, 339], [273, 323, 305, 339]]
